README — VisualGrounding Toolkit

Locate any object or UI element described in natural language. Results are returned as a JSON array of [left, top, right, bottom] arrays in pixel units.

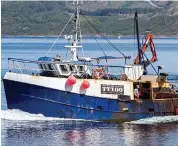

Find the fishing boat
[[3, 1, 178, 122]]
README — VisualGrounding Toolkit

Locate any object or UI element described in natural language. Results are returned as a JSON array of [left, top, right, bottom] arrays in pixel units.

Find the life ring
[[93, 68, 104, 79]]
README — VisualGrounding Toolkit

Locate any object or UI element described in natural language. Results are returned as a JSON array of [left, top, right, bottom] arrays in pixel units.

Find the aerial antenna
[[63, 0, 84, 61]]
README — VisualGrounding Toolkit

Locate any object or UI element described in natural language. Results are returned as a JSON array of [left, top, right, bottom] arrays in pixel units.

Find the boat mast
[[64, 0, 83, 61], [75, 0, 79, 42], [70, 0, 81, 61], [135, 11, 141, 64]]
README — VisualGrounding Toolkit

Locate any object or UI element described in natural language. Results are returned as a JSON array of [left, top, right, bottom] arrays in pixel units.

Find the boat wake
[[1, 109, 92, 122], [2, 109, 178, 125], [127, 115, 178, 125]]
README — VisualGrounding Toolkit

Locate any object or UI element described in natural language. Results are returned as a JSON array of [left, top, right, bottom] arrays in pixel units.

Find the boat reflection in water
[[2, 115, 178, 146]]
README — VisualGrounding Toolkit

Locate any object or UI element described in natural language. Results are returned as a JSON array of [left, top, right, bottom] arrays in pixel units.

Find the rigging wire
[[142, 50, 159, 75], [78, 13, 85, 57], [81, 14, 107, 62], [80, 12, 129, 59], [45, 13, 75, 57]]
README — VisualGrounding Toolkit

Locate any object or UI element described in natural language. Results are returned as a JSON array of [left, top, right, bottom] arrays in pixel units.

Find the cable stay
[[45, 13, 75, 57], [45, 3, 131, 64], [81, 14, 108, 62], [80, 12, 131, 61]]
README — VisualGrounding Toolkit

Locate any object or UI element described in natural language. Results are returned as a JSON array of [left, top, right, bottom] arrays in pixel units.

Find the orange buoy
[[176, 108, 178, 115], [82, 80, 90, 89], [67, 76, 76, 86]]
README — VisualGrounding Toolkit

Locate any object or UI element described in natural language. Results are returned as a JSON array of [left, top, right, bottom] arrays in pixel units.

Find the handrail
[[8, 65, 55, 72], [8, 57, 131, 68], [7, 57, 126, 78], [8, 58, 57, 74], [92, 64, 132, 68], [8, 58, 37, 63]]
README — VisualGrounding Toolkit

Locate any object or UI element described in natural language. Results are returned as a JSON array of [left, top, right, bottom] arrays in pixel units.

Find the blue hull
[[3, 79, 176, 122]]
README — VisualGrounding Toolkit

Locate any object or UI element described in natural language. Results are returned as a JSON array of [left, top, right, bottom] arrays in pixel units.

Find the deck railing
[[8, 58, 60, 76], [8, 57, 130, 79]]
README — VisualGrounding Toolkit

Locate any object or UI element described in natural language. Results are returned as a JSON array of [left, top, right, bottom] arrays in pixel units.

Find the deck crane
[[134, 32, 158, 66]]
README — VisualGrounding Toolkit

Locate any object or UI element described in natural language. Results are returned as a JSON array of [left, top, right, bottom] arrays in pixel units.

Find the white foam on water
[[127, 115, 178, 125], [2, 109, 177, 124], [1, 109, 94, 122]]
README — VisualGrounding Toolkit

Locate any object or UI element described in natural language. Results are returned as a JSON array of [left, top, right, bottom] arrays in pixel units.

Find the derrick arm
[[134, 32, 158, 64], [149, 38, 157, 62]]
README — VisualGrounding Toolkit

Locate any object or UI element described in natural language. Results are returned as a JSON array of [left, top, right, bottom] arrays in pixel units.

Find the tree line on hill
[[1, 1, 178, 36]]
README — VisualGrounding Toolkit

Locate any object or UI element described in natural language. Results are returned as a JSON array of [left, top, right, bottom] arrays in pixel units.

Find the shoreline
[[2, 34, 178, 38]]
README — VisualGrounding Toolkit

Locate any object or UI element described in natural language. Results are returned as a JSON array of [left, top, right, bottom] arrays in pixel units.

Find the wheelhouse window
[[60, 64, 69, 74], [48, 64, 53, 70], [42, 64, 47, 70], [69, 65, 77, 72], [77, 65, 84, 73], [39, 64, 43, 69]]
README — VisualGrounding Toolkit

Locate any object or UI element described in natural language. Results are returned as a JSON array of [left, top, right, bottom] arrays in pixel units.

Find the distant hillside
[[1, 1, 178, 36]]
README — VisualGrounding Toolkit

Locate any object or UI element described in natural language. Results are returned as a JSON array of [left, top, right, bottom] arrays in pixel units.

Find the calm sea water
[[1, 37, 178, 146]]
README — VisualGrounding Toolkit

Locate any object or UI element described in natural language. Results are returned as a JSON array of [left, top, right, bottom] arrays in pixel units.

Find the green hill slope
[[1, 1, 178, 36]]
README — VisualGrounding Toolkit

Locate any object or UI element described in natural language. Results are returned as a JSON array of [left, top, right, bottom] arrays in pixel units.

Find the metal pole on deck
[[135, 12, 141, 64]]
